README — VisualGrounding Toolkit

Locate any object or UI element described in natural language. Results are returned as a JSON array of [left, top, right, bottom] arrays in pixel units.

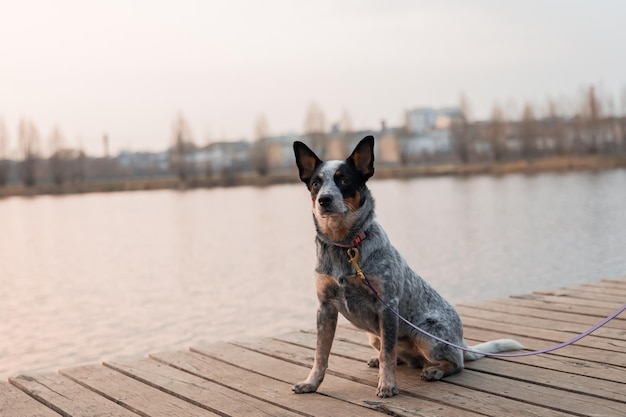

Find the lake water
[[2, 170, 626, 378]]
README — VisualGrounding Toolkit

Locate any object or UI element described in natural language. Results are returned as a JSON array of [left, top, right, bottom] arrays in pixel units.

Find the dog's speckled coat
[[292, 136, 523, 398]]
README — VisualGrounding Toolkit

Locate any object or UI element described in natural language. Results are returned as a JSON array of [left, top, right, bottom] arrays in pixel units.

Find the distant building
[[400, 107, 460, 161], [116, 150, 169, 174], [377, 120, 401, 164], [405, 107, 462, 135], [193, 141, 251, 176], [406, 108, 438, 135], [252, 135, 299, 173]]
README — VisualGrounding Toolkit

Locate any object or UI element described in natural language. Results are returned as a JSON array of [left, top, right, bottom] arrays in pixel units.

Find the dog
[[292, 135, 523, 397]]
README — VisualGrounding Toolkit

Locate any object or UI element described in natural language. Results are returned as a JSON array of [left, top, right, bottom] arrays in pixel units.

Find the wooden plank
[[490, 297, 626, 322], [0, 381, 60, 417], [446, 367, 625, 416], [602, 278, 626, 286], [60, 364, 219, 417], [579, 283, 626, 296], [458, 300, 626, 329], [456, 305, 626, 341], [279, 329, 626, 403], [269, 332, 625, 416], [516, 292, 625, 310], [10, 373, 138, 417], [333, 325, 626, 383], [247, 335, 573, 417], [151, 349, 386, 417], [191, 341, 484, 417], [460, 327, 626, 384], [534, 288, 626, 304], [461, 350, 626, 403], [462, 316, 626, 366], [105, 358, 302, 417]]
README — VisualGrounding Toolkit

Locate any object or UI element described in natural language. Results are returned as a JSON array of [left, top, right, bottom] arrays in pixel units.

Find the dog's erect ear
[[293, 141, 322, 184], [347, 136, 375, 180]]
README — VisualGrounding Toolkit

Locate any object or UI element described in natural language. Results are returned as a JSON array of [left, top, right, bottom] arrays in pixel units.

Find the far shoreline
[[2, 154, 626, 199]]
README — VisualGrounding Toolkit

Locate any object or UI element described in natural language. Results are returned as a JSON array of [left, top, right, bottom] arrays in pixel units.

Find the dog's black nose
[[318, 195, 333, 207]]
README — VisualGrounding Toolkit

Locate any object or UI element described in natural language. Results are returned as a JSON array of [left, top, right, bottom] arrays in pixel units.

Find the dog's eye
[[311, 179, 322, 190], [340, 177, 352, 186]]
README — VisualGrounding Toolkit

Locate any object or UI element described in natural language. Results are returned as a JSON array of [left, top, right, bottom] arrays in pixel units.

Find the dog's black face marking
[[307, 163, 365, 209], [294, 137, 375, 243], [294, 136, 375, 214]]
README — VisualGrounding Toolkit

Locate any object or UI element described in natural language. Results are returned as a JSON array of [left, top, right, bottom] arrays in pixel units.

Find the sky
[[1, 0, 625, 156]]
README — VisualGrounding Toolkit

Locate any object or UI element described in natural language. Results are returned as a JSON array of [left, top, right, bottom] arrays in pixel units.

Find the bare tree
[[339, 109, 353, 133], [519, 103, 539, 160], [449, 93, 472, 163], [0, 117, 8, 186], [303, 102, 327, 157], [546, 98, 567, 155], [169, 113, 195, 182], [251, 113, 270, 176], [581, 86, 603, 154], [18, 118, 40, 187], [486, 103, 507, 161], [48, 125, 69, 186], [71, 137, 86, 183], [303, 102, 326, 134], [621, 86, 626, 151]]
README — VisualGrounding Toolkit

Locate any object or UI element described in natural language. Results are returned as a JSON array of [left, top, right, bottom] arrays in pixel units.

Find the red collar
[[350, 229, 368, 247], [331, 226, 371, 248]]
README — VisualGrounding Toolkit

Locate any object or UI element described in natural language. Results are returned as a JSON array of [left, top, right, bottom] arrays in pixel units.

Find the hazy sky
[[1, 0, 625, 155]]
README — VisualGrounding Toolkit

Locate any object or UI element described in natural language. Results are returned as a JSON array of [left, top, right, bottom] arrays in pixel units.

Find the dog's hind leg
[[368, 333, 409, 368], [420, 342, 464, 381], [421, 359, 463, 381], [366, 333, 381, 368]]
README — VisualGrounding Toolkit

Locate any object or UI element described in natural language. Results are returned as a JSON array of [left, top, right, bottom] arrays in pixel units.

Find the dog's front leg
[[376, 297, 399, 397], [292, 300, 338, 394]]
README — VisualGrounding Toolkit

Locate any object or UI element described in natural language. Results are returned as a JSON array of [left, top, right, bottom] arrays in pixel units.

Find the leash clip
[[347, 247, 365, 280]]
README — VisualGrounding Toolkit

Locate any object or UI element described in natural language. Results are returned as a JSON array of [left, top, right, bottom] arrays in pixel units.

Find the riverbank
[[2, 154, 626, 198]]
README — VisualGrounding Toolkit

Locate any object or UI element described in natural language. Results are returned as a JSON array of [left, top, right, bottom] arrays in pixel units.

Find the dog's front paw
[[292, 381, 319, 394], [376, 382, 398, 398]]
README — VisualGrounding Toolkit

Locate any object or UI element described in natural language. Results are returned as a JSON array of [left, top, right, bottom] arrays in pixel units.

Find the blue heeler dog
[[292, 136, 523, 397]]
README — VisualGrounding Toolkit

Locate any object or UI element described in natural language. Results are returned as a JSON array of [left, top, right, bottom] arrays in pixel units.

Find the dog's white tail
[[463, 339, 524, 361]]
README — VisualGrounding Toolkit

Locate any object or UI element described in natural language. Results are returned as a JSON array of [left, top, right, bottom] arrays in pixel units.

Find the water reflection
[[1, 170, 625, 378]]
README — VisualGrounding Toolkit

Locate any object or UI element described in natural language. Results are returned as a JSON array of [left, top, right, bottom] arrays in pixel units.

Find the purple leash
[[361, 275, 626, 358]]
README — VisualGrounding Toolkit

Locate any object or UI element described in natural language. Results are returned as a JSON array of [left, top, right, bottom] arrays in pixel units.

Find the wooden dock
[[3, 277, 626, 417]]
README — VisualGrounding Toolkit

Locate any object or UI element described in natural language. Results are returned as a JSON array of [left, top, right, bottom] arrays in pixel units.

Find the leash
[[346, 247, 626, 358]]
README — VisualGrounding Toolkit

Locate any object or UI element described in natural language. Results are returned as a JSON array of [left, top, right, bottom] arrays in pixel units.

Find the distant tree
[[339, 109, 354, 134], [546, 98, 567, 155], [48, 125, 69, 186], [251, 113, 270, 176], [71, 138, 86, 183], [581, 86, 603, 154], [18, 118, 40, 187], [303, 102, 326, 134], [169, 113, 195, 182], [303, 102, 327, 157], [449, 93, 472, 163], [621, 86, 626, 151], [519, 103, 539, 160], [0, 117, 8, 186], [486, 103, 507, 161], [103, 133, 110, 158]]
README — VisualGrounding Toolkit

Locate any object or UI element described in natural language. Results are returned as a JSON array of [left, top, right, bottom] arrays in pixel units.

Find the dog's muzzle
[[316, 193, 345, 215]]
